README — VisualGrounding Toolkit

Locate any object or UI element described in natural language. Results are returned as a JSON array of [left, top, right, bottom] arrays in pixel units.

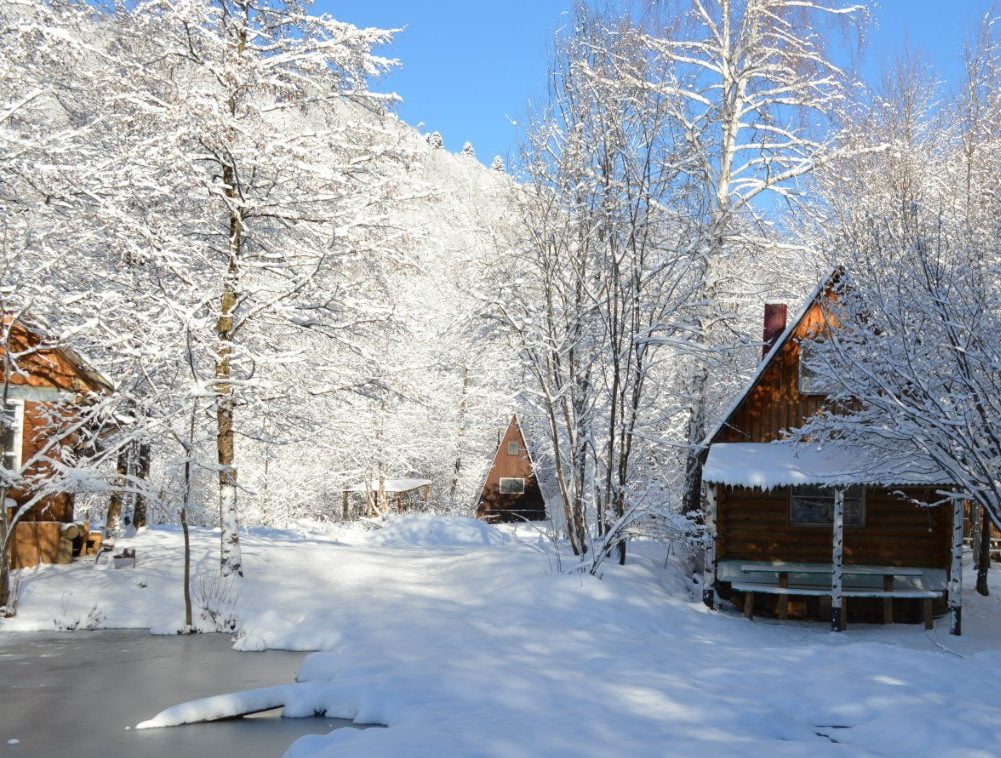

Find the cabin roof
[[344, 478, 431, 494], [703, 442, 954, 490], [56, 343, 114, 394], [5, 317, 113, 394], [701, 270, 837, 448]]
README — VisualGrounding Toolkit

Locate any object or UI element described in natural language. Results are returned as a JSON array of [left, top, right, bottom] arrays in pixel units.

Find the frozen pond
[[0, 629, 363, 757]]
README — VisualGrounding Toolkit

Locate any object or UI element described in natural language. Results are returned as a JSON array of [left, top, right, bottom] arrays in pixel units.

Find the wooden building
[[341, 478, 431, 519], [3, 319, 113, 568], [475, 415, 546, 523], [700, 274, 963, 633]]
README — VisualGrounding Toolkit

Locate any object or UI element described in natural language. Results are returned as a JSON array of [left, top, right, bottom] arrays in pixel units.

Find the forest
[[2, 0, 1000, 613]]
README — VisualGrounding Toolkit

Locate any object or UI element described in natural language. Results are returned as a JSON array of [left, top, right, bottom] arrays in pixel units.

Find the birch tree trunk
[[831, 488, 845, 632], [950, 498, 964, 636], [216, 163, 243, 578]]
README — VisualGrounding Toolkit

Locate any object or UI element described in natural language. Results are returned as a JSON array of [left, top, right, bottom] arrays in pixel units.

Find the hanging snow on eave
[[702, 442, 955, 490]]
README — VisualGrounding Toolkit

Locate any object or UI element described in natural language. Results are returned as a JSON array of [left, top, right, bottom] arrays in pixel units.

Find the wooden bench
[[724, 561, 946, 630]]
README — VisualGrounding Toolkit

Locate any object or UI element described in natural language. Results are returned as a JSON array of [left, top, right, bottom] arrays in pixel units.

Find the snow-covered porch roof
[[703, 442, 955, 490]]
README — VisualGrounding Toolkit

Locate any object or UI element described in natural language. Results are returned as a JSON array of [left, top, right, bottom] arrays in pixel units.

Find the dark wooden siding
[[476, 416, 546, 523], [718, 486, 951, 568], [717, 300, 829, 443]]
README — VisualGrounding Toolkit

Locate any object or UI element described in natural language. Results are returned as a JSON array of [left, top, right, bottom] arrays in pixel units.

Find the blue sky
[[318, 1, 996, 165]]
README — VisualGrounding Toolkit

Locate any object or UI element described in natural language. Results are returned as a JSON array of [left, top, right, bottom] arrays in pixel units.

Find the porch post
[[950, 498, 964, 636], [831, 487, 844, 632], [703, 486, 717, 609]]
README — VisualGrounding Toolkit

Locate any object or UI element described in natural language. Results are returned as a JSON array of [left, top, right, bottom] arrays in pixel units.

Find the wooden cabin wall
[[718, 302, 828, 443], [476, 419, 546, 523], [717, 486, 951, 568], [3, 324, 89, 523]]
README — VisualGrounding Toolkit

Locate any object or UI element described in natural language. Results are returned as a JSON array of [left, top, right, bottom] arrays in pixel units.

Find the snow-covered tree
[[639, 0, 868, 515], [462, 141, 476, 158], [490, 155, 504, 172], [805, 16, 1001, 604], [426, 131, 444, 149], [493, 7, 700, 563]]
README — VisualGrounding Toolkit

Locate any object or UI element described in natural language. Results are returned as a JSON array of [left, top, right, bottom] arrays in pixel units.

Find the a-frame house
[[700, 272, 963, 632], [475, 415, 546, 523]]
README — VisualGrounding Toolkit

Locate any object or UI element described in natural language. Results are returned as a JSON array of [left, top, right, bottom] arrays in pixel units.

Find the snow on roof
[[700, 270, 837, 448], [703, 442, 954, 490], [344, 478, 431, 494]]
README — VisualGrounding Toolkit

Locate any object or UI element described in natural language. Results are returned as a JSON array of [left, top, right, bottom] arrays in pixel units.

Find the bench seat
[[730, 583, 941, 600], [721, 559, 946, 629]]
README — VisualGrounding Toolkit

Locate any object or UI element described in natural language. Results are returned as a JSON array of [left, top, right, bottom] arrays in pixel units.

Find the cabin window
[[1, 400, 24, 471], [798, 340, 836, 395], [790, 485, 865, 527], [507, 441, 520, 455], [499, 477, 525, 495]]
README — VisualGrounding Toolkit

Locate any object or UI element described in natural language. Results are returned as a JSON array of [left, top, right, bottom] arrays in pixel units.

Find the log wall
[[717, 485, 951, 568], [717, 299, 828, 443]]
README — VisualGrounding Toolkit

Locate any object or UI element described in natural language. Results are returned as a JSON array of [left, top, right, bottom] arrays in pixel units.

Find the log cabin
[[2, 319, 113, 568], [475, 415, 546, 523], [700, 273, 964, 633]]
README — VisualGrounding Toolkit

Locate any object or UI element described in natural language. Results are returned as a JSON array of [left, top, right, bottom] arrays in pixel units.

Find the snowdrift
[[364, 515, 512, 548]]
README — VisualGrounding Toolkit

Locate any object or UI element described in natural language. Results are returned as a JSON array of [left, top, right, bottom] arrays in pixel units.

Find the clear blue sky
[[318, 1, 996, 166]]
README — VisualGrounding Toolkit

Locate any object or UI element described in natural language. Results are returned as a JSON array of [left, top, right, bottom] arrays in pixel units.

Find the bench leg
[[924, 598, 934, 630], [883, 576, 894, 625], [777, 573, 789, 620], [744, 591, 754, 620]]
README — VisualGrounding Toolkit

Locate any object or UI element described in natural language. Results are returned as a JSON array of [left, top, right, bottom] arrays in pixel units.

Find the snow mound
[[365, 516, 511, 548]]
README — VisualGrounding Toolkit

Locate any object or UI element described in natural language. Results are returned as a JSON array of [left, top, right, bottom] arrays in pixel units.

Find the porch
[[702, 442, 963, 634]]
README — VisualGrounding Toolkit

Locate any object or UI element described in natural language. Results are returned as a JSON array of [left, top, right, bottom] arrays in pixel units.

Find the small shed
[[700, 272, 963, 633], [341, 478, 431, 519], [475, 415, 546, 523]]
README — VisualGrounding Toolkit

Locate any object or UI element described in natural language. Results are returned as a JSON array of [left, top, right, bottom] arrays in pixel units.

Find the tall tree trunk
[[976, 506, 992, 596], [681, 365, 708, 515], [0, 507, 9, 614], [181, 405, 196, 630], [105, 445, 130, 535], [216, 164, 242, 578], [449, 364, 469, 505], [130, 443, 151, 529]]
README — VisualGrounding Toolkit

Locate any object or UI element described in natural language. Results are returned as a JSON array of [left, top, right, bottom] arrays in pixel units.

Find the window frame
[[1, 398, 24, 472], [797, 339, 836, 396], [506, 441, 520, 455], [789, 485, 866, 528], [498, 477, 525, 495]]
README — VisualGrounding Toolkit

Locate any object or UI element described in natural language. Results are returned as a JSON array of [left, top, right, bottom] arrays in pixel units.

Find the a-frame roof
[[474, 414, 535, 498], [702, 269, 840, 449]]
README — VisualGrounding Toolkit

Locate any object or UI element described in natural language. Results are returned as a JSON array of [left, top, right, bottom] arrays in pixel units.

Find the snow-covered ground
[[4, 516, 1001, 757]]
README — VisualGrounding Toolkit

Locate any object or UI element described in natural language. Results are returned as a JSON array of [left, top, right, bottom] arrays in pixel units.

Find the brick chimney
[[762, 303, 787, 358]]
